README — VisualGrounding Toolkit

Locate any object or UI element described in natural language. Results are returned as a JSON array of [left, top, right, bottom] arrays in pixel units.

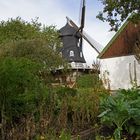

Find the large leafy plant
[[98, 89, 140, 140]]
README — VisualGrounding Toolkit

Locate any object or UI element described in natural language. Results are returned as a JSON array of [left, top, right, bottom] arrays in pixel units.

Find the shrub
[[76, 74, 103, 90], [56, 87, 77, 98], [0, 57, 47, 139], [66, 88, 102, 132], [42, 86, 103, 134]]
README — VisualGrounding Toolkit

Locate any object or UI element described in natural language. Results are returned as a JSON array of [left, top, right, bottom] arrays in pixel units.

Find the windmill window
[[70, 50, 74, 57], [80, 52, 83, 57]]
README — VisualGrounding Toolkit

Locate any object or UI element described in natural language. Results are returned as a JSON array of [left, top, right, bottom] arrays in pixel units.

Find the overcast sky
[[0, 0, 116, 65]]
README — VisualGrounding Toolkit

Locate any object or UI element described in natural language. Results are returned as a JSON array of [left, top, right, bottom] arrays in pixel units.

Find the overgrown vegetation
[[0, 65, 104, 139], [0, 17, 140, 140], [0, 57, 46, 139], [0, 18, 105, 139], [77, 73, 104, 90]]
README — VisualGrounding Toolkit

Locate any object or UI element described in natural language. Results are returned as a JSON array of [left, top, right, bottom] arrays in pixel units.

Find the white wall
[[100, 55, 140, 90]]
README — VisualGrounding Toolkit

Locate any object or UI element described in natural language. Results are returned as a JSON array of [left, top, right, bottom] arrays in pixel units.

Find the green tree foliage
[[0, 17, 60, 48], [0, 17, 67, 139], [0, 58, 42, 118], [0, 17, 40, 43], [0, 57, 49, 140], [0, 17, 66, 70], [0, 40, 65, 70], [97, 0, 140, 31]]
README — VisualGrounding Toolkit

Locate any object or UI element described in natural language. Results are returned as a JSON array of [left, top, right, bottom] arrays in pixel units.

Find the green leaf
[[98, 109, 111, 118], [129, 125, 135, 135]]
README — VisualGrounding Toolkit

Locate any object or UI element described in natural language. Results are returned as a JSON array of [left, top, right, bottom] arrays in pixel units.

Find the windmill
[[59, 0, 102, 69]]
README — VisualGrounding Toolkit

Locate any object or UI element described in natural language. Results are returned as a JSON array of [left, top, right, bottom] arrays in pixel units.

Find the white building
[[98, 19, 140, 90]]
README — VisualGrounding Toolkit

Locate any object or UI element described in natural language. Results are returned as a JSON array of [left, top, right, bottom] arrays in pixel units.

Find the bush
[[40, 86, 103, 134], [0, 57, 48, 139], [68, 88, 101, 130], [76, 74, 103, 90], [0, 57, 42, 118], [56, 87, 77, 98]]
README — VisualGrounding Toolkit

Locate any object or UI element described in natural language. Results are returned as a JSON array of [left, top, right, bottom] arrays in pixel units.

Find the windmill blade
[[80, 0, 86, 30], [66, 17, 102, 54], [79, 0, 86, 52], [83, 31, 103, 53], [81, 32, 102, 54]]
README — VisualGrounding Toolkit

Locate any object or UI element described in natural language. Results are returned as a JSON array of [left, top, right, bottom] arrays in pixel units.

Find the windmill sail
[[66, 17, 102, 54], [82, 31, 103, 53], [80, 0, 85, 30], [79, 0, 85, 54]]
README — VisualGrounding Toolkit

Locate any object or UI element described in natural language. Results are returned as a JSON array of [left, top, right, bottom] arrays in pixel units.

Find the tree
[[0, 17, 67, 70], [0, 57, 46, 140], [0, 17, 62, 53], [97, 0, 140, 31], [0, 17, 61, 48], [0, 17, 40, 43], [0, 40, 65, 70]]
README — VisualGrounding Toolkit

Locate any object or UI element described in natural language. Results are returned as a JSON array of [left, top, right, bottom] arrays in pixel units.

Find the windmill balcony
[[70, 62, 90, 70]]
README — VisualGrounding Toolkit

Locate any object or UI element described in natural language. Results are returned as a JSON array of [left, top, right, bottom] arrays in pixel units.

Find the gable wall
[[100, 55, 140, 90], [101, 22, 140, 59]]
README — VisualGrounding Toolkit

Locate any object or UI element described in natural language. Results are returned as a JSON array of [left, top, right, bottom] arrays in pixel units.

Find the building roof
[[59, 23, 80, 37], [59, 22, 86, 63], [98, 16, 140, 59]]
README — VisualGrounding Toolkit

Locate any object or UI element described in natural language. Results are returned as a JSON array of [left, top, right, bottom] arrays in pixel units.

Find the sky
[[0, 0, 116, 65]]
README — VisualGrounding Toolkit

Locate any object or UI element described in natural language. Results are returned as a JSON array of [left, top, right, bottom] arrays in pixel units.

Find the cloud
[[0, 0, 67, 27]]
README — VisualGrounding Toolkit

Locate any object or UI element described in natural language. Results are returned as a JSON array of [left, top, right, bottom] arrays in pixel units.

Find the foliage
[[0, 17, 61, 49], [0, 57, 50, 140], [38, 87, 102, 134], [76, 74, 103, 90], [56, 87, 77, 97], [98, 89, 140, 140], [97, 0, 140, 31], [0, 17, 67, 84], [69, 88, 101, 129], [0, 77, 106, 139], [59, 130, 71, 140], [0, 57, 44, 119], [0, 17, 39, 43], [0, 39, 66, 70], [0, 17, 66, 69], [0, 17, 107, 139], [35, 130, 73, 140]]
